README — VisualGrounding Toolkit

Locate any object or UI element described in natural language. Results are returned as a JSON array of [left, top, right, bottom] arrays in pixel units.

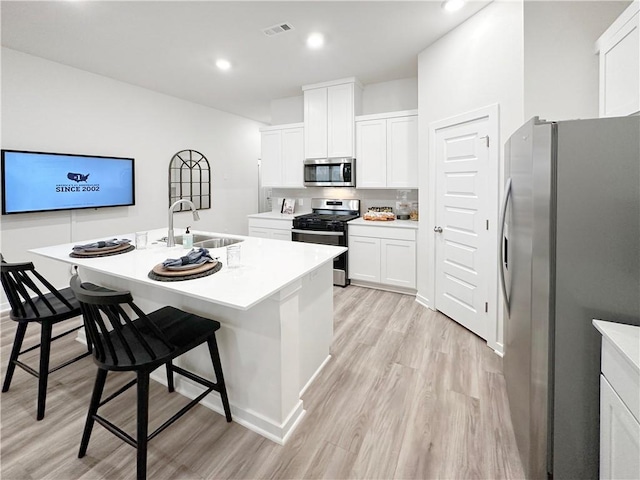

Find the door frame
[[427, 104, 500, 352]]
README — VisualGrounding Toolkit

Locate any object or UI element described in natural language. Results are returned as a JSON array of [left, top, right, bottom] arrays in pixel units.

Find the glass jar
[[395, 190, 411, 220], [410, 202, 419, 221]]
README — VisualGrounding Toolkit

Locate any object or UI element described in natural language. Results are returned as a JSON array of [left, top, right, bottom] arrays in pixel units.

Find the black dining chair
[[1, 255, 94, 420], [69, 274, 232, 480]]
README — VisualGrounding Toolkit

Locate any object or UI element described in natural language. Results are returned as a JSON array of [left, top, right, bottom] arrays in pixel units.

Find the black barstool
[[69, 274, 232, 480], [1, 255, 93, 420]]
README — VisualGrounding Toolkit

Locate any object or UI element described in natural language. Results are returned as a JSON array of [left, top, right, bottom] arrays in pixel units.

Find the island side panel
[[299, 262, 334, 394]]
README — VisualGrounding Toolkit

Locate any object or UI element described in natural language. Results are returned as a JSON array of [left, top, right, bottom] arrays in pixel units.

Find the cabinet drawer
[[248, 218, 293, 230], [602, 337, 640, 422], [349, 225, 416, 241]]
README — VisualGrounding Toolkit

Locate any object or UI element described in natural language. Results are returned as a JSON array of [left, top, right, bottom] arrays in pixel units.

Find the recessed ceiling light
[[307, 33, 325, 49], [216, 59, 231, 71], [442, 0, 465, 12]]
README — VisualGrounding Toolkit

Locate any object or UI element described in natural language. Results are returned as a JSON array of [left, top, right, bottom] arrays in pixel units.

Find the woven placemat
[[69, 244, 135, 258], [148, 261, 223, 282]]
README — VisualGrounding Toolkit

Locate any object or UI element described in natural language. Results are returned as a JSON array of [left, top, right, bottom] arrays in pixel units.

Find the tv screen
[[1, 149, 135, 215]]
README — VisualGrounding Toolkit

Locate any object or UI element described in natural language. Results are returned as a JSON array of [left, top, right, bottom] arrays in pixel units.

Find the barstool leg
[[79, 368, 107, 458], [136, 371, 150, 480], [36, 323, 53, 420], [165, 361, 174, 393], [207, 336, 232, 422], [2, 323, 27, 393]]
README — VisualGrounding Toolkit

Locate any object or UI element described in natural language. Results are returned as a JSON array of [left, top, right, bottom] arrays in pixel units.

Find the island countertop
[[31, 228, 346, 311]]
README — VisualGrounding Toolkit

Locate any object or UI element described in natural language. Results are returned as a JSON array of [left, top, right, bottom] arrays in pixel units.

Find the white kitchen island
[[32, 229, 346, 444]]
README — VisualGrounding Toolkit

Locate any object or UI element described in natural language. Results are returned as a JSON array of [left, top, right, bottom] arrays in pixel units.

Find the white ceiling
[[1, 1, 490, 124]]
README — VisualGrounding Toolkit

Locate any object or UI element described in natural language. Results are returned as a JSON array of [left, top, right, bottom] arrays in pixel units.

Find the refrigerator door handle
[[499, 177, 512, 313]]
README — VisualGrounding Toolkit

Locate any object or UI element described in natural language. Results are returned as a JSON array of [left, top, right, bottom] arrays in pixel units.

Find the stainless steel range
[[292, 198, 360, 287]]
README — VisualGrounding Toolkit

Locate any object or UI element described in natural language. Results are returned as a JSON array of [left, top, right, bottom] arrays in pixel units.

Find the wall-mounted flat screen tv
[[1, 149, 135, 215]]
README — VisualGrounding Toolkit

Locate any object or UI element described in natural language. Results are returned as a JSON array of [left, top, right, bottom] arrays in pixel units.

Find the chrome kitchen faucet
[[167, 199, 200, 247]]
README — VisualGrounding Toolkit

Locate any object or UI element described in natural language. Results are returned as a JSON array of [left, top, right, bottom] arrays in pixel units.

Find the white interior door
[[433, 113, 493, 339]]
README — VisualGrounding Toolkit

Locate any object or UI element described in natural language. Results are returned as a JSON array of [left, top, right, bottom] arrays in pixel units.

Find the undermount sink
[[174, 234, 243, 248]]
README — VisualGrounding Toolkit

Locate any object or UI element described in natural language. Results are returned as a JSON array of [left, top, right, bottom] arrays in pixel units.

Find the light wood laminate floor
[[1, 286, 525, 479]]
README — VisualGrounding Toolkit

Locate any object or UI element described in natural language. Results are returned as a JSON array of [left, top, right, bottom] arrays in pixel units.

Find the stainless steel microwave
[[303, 158, 355, 187]]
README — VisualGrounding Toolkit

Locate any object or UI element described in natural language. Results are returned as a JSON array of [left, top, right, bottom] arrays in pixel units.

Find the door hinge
[[486, 219, 489, 230], [485, 302, 489, 313], [480, 135, 489, 147]]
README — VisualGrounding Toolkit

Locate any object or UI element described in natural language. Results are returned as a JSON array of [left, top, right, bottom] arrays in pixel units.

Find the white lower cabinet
[[380, 239, 416, 288], [348, 224, 416, 290], [248, 217, 292, 241], [600, 376, 640, 480], [348, 236, 381, 282], [594, 320, 640, 480]]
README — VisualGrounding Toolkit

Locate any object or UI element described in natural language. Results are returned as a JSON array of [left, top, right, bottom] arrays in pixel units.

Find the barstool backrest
[[70, 275, 174, 367], [1, 255, 76, 320]]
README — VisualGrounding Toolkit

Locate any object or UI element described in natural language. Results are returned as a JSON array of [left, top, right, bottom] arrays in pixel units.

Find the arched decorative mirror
[[168, 149, 211, 211]]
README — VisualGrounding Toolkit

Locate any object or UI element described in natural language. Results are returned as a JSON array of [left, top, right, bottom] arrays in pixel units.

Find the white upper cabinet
[[387, 115, 418, 188], [356, 110, 418, 189], [597, 1, 640, 117], [281, 127, 304, 187], [303, 88, 328, 159], [303, 78, 362, 159], [261, 129, 282, 187], [260, 123, 304, 188], [356, 119, 387, 188]]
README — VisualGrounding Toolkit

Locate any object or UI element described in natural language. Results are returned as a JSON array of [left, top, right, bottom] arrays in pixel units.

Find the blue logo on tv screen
[[67, 172, 90, 183]]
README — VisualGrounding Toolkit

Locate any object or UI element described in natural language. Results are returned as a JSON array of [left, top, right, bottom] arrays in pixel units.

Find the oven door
[[291, 229, 349, 286]]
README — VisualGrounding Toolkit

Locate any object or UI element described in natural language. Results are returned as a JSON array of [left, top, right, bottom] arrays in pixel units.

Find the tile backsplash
[[271, 188, 418, 214]]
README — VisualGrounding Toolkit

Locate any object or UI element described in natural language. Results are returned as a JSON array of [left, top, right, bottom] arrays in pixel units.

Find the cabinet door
[[304, 88, 328, 159], [248, 226, 273, 239], [328, 83, 355, 158], [356, 119, 387, 188], [281, 127, 304, 187], [600, 375, 640, 480], [348, 236, 381, 282], [380, 238, 416, 288], [600, 11, 640, 117], [261, 130, 282, 187], [271, 229, 292, 242], [387, 115, 418, 188]]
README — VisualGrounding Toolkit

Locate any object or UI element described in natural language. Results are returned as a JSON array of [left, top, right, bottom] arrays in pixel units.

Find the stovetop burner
[[295, 213, 360, 222], [292, 199, 361, 232]]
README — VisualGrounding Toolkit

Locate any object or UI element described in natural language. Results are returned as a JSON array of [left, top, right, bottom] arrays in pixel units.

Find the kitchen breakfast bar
[[32, 229, 346, 444]]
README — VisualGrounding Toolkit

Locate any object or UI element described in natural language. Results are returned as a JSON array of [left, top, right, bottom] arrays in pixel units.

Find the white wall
[[524, 1, 631, 121], [270, 95, 304, 125], [361, 77, 419, 115], [1, 48, 263, 289], [269, 76, 418, 125], [417, 0, 525, 352]]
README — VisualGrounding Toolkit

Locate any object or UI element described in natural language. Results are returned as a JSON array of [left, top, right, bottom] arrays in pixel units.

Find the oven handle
[[291, 229, 344, 237]]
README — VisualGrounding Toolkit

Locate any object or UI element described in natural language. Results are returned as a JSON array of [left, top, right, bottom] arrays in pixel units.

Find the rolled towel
[[73, 238, 131, 251], [162, 247, 214, 268]]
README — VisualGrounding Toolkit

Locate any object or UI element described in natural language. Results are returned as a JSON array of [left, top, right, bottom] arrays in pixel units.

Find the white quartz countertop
[[31, 229, 346, 311], [247, 211, 310, 220], [348, 217, 419, 229], [593, 319, 640, 375]]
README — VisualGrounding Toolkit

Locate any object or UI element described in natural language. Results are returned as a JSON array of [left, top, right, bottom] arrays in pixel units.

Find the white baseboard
[[349, 280, 417, 296], [149, 369, 305, 445], [415, 293, 433, 310], [300, 354, 331, 397]]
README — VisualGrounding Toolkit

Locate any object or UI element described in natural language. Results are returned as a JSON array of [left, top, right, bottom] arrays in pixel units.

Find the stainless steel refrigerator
[[500, 116, 640, 479]]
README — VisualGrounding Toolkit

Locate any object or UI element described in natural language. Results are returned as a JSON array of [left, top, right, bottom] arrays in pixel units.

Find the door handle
[[434, 226, 443, 233], [499, 177, 512, 313]]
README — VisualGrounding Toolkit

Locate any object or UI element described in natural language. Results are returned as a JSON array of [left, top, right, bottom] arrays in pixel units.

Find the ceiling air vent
[[262, 22, 294, 37]]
